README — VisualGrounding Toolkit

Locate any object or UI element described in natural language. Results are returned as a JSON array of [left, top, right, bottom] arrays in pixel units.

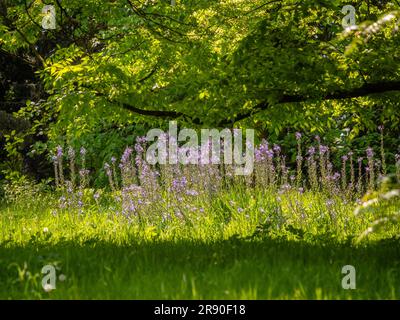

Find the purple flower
[[295, 132, 302, 140], [348, 151, 353, 157], [80, 147, 86, 156], [255, 141, 270, 160], [315, 135, 321, 143], [319, 145, 328, 155], [326, 199, 334, 206], [378, 125, 384, 132], [308, 147, 316, 155], [186, 190, 199, 196], [273, 144, 281, 154], [67, 147, 75, 158], [128, 202, 136, 213], [136, 136, 147, 144], [255, 150, 264, 162], [366, 147, 374, 159], [395, 154, 400, 163], [94, 192, 100, 200], [358, 157, 363, 164], [135, 155, 142, 167], [332, 172, 340, 180], [56, 145, 63, 158], [260, 139, 269, 150], [342, 155, 348, 161], [172, 177, 188, 191], [134, 143, 144, 153], [121, 147, 133, 163], [111, 157, 116, 164], [237, 207, 244, 213]]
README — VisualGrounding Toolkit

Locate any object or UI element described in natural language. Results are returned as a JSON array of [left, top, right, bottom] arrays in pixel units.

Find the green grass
[[0, 187, 399, 299]]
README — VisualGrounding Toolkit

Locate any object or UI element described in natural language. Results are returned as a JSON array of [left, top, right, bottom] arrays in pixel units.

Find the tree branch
[[138, 61, 159, 83], [218, 81, 400, 126], [0, 5, 45, 66], [83, 80, 400, 126]]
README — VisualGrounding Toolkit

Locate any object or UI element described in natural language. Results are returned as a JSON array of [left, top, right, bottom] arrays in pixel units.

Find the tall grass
[[0, 131, 399, 299]]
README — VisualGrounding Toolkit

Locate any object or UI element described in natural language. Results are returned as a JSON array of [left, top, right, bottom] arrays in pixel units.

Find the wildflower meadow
[[1, 126, 400, 299]]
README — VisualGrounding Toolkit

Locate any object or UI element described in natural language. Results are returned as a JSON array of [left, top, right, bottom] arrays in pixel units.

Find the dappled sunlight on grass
[[1, 188, 399, 299]]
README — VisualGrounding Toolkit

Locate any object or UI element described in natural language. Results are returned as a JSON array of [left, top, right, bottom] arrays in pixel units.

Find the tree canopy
[[1, 0, 400, 179]]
